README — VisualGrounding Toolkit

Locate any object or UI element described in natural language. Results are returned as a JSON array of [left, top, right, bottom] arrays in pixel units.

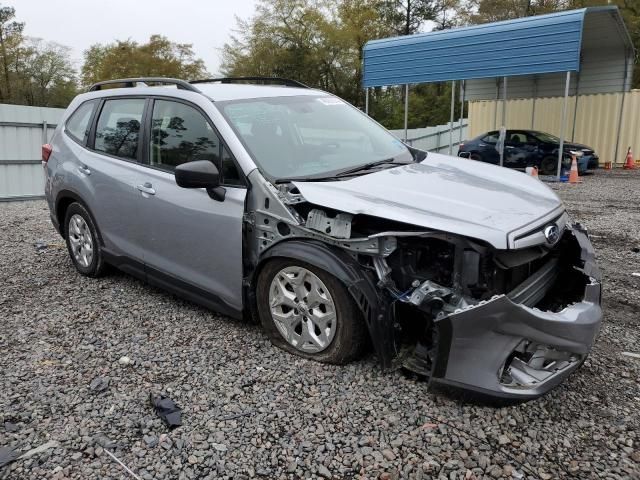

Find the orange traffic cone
[[569, 155, 580, 184], [624, 147, 635, 170]]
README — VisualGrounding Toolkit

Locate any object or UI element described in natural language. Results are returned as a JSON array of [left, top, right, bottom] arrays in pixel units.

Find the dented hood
[[293, 152, 563, 249]]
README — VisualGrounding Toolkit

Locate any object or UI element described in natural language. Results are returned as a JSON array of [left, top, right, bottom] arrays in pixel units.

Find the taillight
[[42, 144, 52, 162], [459, 143, 465, 149]]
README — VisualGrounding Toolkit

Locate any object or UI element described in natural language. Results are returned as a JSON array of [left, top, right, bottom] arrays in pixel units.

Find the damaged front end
[[379, 220, 602, 400], [246, 171, 602, 400]]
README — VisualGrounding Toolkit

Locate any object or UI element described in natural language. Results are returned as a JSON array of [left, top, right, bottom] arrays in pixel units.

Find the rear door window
[[94, 98, 145, 161], [482, 132, 499, 144], [66, 100, 98, 145]]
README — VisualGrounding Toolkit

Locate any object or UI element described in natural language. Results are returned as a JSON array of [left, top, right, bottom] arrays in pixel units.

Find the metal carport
[[362, 7, 635, 177]]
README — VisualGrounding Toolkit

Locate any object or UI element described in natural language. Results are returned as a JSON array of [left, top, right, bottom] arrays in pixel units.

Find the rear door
[[134, 98, 247, 315], [81, 97, 147, 267]]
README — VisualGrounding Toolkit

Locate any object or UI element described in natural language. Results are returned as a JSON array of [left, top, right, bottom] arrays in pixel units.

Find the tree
[[380, 0, 442, 35], [81, 35, 208, 87], [221, 0, 393, 108], [16, 39, 77, 107], [458, 0, 567, 23], [0, 4, 24, 102]]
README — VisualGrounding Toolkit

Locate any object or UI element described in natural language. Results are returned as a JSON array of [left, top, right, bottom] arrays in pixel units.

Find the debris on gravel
[[1, 170, 639, 479]]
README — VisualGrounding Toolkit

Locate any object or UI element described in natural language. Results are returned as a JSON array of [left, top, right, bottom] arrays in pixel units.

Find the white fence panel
[[390, 119, 468, 155], [0, 104, 64, 201]]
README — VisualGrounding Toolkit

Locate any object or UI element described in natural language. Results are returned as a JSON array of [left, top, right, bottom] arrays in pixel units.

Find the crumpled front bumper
[[430, 226, 602, 400]]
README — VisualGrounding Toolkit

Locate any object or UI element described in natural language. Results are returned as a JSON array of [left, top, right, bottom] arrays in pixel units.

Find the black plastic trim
[[102, 250, 243, 320]]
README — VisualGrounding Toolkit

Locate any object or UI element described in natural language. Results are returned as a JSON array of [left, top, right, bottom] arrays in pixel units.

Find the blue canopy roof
[[362, 7, 633, 88]]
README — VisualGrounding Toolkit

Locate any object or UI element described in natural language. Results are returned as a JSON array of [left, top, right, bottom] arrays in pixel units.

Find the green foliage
[[81, 35, 208, 87], [0, 4, 76, 107], [221, 0, 463, 127]]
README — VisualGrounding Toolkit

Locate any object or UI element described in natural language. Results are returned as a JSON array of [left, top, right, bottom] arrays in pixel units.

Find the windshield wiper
[[276, 158, 409, 183]]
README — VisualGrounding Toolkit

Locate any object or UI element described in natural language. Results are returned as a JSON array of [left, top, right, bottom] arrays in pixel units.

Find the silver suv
[[44, 77, 602, 400]]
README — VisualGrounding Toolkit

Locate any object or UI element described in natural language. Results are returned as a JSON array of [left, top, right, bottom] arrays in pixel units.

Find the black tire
[[469, 152, 482, 161], [540, 156, 558, 175], [64, 202, 106, 277], [256, 258, 367, 364]]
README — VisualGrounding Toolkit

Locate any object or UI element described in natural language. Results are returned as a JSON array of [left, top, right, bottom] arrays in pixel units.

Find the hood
[[293, 152, 563, 250]]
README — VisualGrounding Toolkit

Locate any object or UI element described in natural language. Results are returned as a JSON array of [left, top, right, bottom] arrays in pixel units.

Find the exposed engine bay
[[244, 170, 602, 400]]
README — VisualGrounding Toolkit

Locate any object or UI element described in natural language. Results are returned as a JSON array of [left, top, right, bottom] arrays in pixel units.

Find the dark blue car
[[458, 130, 599, 175]]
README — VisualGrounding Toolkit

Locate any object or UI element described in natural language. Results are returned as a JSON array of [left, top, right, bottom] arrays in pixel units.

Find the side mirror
[[175, 160, 220, 189], [175, 160, 225, 201]]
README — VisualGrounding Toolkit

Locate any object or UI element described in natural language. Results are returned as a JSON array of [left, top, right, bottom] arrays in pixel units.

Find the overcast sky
[[13, 0, 259, 75]]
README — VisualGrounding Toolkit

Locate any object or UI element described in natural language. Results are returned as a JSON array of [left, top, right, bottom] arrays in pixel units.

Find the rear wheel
[[64, 202, 106, 277], [469, 152, 482, 161], [256, 258, 366, 364]]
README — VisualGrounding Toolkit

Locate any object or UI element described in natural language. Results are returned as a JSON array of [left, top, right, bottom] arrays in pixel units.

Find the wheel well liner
[[254, 240, 397, 369]]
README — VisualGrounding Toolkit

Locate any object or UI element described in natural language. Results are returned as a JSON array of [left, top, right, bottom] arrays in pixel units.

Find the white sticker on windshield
[[317, 97, 344, 106]]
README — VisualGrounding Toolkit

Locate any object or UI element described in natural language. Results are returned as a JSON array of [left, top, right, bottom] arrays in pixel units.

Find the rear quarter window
[[65, 100, 98, 145]]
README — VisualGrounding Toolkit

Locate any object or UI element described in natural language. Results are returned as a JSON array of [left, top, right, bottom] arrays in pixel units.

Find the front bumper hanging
[[426, 226, 602, 400]]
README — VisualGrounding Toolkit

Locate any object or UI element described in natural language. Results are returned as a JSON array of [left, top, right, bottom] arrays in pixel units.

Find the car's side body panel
[[134, 166, 247, 312]]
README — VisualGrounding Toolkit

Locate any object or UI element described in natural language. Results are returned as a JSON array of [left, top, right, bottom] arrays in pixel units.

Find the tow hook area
[[500, 340, 581, 387]]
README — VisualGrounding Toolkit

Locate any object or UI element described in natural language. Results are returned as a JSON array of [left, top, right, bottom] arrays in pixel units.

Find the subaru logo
[[544, 225, 560, 245]]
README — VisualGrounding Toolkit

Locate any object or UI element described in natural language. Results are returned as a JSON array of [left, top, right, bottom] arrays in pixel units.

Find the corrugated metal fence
[[390, 120, 468, 155], [0, 104, 64, 201], [467, 90, 640, 165]]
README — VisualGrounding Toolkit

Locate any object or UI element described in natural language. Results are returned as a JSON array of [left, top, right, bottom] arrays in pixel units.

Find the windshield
[[532, 131, 560, 143], [216, 95, 412, 180]]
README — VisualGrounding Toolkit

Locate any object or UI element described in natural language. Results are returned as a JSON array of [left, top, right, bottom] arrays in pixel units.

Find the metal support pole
[[556, 71, 571, 179], [42, 121, 48, 144], [495, 78, 500, 129], [499, 77, 507, 167], [531, 76, 537, 129], [449, 80, 456, 155], [613, 51, 631, 167], [458, 80, 465, 148], [502, 76, 507, 126], [365, 87, 369, 115], [571, 73, 580, 141], [404, 84, 409, 142]]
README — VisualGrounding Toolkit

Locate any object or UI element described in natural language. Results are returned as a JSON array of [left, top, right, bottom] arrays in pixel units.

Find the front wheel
[[256, 259, 367, 364]]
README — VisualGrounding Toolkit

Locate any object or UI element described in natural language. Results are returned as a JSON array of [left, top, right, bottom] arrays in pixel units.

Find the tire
[[469, 152, 482, 161], [540, 156, 558, 175], [256, 258, 367, 364], [64, 202, 106, 277]]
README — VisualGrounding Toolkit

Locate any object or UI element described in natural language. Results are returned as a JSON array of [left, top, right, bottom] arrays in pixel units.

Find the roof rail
[[190, 77, 309, 88], [88, 77, 201, 92]]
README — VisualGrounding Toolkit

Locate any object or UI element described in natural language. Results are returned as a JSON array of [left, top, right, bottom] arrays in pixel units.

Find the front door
[[134, 98, 247, 315]]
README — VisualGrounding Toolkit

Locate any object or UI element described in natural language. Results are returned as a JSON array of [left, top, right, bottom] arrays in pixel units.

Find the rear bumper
[[430, 227, 602, 400]]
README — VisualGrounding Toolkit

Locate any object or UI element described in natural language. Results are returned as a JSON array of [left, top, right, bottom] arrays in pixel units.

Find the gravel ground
[[1, 169, 639, 480]]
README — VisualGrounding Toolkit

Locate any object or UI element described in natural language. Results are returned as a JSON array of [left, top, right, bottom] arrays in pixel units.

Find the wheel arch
[[250, 239, 397, 369], [55, 190, 103, 245]]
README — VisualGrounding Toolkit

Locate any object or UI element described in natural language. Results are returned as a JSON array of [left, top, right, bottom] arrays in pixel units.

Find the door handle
[[77, 165, 91, 175], [137, 182, 156, 195]]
